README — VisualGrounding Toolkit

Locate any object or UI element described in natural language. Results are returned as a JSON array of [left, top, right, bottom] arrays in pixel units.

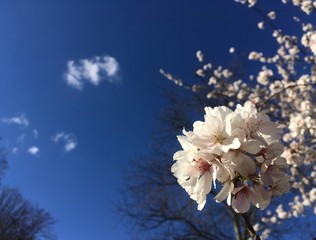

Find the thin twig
[[257, 82, 316, 111], [252, 7, 308, 56]]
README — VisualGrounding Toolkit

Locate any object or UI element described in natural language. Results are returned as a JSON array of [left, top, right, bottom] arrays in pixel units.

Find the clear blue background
[[0, 0, 293, 239]]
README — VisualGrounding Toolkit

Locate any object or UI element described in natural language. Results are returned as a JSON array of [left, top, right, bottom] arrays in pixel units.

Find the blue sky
[[0, 0, 291, 239]]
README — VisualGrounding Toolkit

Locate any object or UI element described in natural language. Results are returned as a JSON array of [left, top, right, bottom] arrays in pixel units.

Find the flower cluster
[[171, 101, 290, 213]]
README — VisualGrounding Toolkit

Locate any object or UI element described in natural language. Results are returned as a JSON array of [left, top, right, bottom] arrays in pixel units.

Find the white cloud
[[52, 132, 77, 152], [65, 141, 77, 152], [2, 114, 29, 127], [28, 146, 39, 155], [64, 55, 120, 90]]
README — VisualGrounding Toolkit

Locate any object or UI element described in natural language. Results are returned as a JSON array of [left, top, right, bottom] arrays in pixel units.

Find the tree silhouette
[[0, 148, 56, 240], [0, 187, 55, 240]]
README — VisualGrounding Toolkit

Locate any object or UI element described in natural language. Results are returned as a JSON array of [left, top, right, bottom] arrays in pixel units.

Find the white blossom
[[258, 21, 265, 30], [196, 50, 204, 62], [257, 69, 273, 85], [267, 11, 276, 20]]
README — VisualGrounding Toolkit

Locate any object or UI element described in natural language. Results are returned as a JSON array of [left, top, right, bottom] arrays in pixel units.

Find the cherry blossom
[[172, 102, 290, 213]]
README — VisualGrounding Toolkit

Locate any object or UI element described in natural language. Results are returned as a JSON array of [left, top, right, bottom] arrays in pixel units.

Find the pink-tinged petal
[[184, 165, 201, 178], [271, 174, 291, 196], [226, 167, 236, 181], [241, 139, 263, 154], [273, 157, 288, 168], [253, 184, 272, 210], [232, 127, 246, 142], [232, 185, 245, 194], [256, 155, 265, 163], [265, 142, 284, 159], [260, 121, 278, 135], [261, 163, 269, 173], [248, 188, 261, 207], [233, 154, 256, 177], [199, 172, 213, 195], [232, 190, 251, 213], [261, 165, 284, 185]]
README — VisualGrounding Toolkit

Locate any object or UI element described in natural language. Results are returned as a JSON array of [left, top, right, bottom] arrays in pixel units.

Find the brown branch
[[241, 213, 261, 240], [232, 211, 242, 240]]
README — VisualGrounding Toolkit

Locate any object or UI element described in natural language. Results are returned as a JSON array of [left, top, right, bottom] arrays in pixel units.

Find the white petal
[[222, 137, 241, 152], [206, 116, 222, 134], [193, 121, 205, 135], [177, 136, 194, 151], [197, 199, 206, 211], [215, 182, 234, 204]]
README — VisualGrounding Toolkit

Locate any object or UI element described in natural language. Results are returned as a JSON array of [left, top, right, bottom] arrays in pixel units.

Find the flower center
[[211, 132, 224, 144], [215, 134, 224, 144], [194, 158, 211, 173]]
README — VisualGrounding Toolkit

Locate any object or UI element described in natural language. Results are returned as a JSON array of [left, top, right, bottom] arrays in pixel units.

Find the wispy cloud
[[64, 55, 120, 90], [33, 129, 39, 139], [28, 146, 39, 155], [2, 114, 29, 127], [52, 132, 77, 152], [17, 134, 26, 147], [12, 147, 18, 154]]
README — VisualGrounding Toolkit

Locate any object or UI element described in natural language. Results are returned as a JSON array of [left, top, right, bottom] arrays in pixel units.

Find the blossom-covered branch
[[167, 1, 316, 239]]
